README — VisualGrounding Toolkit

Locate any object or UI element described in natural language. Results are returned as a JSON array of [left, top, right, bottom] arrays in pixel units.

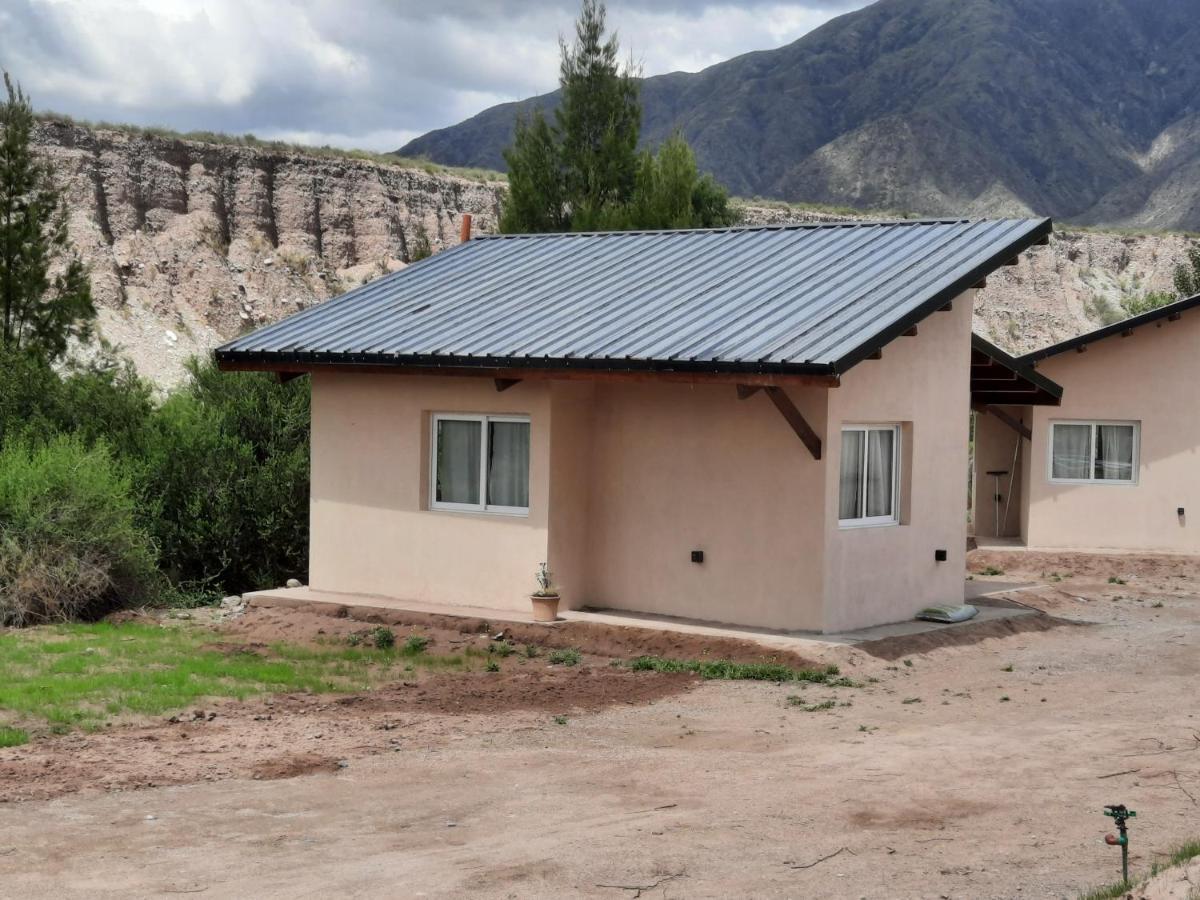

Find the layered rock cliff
[[37, 121, 1198, 385]]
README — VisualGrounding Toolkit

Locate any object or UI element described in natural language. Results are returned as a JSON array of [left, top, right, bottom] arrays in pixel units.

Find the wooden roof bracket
[[765, 386, 822, 460], [494, 378, 522, 392], [982, 406, 1032, 442], [736, 384, 762, 400]]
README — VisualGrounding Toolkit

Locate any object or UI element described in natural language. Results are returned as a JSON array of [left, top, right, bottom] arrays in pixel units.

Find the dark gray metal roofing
[[217, 217, 1052, 377], [1019, 291, 1200, 364]]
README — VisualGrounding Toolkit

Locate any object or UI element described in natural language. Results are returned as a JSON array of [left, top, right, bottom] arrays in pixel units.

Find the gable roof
[[971, 334, 1062, 407], [1019, 292, 1200, 364], [216, 218, 1051, 379]]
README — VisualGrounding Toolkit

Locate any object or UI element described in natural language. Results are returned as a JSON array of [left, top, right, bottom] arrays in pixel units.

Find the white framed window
[[431, 413, 530, 515], [839, 424, 900, 527], [1048, 420, 1138, 485]]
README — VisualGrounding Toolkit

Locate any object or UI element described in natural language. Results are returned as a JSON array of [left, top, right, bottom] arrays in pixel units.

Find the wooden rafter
[[494, 378, 521, 392], [981, 406, 1032, 442], [736, 385, 762, 400], [765, 387, 822, 460]]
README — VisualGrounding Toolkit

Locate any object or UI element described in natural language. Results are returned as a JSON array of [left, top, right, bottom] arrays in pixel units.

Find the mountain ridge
[[399, 0, 1200, 230]]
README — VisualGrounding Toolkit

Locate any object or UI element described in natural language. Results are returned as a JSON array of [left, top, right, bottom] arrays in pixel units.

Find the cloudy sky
[[1, 0, 871, 152]]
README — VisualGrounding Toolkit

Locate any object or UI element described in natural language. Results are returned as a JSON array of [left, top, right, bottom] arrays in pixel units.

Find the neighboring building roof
[[970, 334, 1062, 407], [217, 218, 1051, 379], [1020, 292, 1200, 364]]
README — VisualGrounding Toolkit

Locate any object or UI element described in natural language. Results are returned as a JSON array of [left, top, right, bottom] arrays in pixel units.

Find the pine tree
[[0, 72, 94, 359], [500, 2, 735, 233]]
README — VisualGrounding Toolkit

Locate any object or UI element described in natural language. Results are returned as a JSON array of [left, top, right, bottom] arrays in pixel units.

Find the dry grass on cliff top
[[36, 112, 508, 184]]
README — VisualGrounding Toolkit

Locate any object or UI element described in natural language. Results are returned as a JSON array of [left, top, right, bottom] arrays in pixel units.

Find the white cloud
[[1, 0, 873, 151]]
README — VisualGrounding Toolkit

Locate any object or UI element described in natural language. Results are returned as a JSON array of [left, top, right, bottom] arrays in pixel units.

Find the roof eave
[[1019, 291, 1200, 364]]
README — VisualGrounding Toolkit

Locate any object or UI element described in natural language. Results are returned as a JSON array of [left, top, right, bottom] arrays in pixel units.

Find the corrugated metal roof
[[216, 218, 1051, 377]]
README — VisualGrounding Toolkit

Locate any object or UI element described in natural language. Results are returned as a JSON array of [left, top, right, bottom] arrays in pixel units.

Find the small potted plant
[[530, 562, 560, 623]]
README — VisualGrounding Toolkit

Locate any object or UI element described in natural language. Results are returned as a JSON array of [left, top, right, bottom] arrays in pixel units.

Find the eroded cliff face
[[37, 121, 1197, 386], [39, 120, 503, 385]]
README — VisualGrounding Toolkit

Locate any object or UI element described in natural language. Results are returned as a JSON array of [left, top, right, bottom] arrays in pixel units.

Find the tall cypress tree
[[0, 72, 94, 359], [500, 2, 735, 234]]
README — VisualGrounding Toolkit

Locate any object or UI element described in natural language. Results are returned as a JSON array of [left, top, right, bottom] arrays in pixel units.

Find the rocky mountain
[[39, 120, 503, 386], [399, 0, 1200, 230], [36, 121, 1196, 386]]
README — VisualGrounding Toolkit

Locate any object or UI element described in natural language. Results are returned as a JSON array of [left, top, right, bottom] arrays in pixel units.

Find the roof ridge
[[472, 217, 1024, 240]]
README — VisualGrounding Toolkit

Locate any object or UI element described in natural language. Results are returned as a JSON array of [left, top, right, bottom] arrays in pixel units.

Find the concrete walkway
[[246, 582, 1041, 653]]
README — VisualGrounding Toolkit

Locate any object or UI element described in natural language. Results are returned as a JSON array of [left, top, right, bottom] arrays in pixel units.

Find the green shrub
[[371, 627, 395, 649], [0, 435, 159, 625], [548, 648, 581, 666], [404, 634, 429, 654], [137, 360, 310, 594]]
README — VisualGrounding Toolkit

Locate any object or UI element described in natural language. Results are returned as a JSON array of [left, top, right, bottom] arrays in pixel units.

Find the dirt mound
[[856, 611, 1076, 660], [250, 754, 341, 780], [233, 603, 821, 670]]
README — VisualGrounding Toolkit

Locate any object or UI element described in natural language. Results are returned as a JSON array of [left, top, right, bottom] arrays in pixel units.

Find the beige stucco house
[[974, 293, 1200, 552], [218, 218, 1052, 633]]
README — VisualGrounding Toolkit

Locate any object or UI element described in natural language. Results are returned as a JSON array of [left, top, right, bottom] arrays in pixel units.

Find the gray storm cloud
[[0, 0, 872, 151]]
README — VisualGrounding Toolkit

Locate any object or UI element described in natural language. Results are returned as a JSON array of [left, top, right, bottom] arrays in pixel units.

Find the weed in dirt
[[1108, 576, 1127, 585], [553, 715, 568, 725], [787, 697, 837, 712], [1049, 572, 1063, 583], [403, 634, 429, 654], [1000, 695, 1011, 702], [979, 565, 1005, 576], [0, 621, 472, 739], [901, 697, 921, 704], [903, 659, 913, 667], [1002, 664, 1014, 672], [630, 657, 853, 685], [485, 659, 500, 673], [549, 648, 582, 667], [858, 724, 877, 733], [489, 641, 516, 658], [0, 725, 28, 747], [371, 627, 395, 650], [1152, 601, 1165, 608], [523, 644, 539, 658]]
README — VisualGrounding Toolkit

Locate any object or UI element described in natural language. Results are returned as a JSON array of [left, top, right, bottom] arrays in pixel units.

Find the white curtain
[[865, 428, 895, 518], [487, 421, 530, 508], [436, 419, 481, 504], [839, 430, 864, 519], [1052, 423, 1091, 479], [1095, 425, 1134, 481]]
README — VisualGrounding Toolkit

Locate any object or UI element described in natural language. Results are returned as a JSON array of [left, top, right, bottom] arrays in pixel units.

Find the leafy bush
[[548, 647, 581, 666], [137, 360, 310, 595], [0, 436, 159, 625], [371, 627, 395, 649]]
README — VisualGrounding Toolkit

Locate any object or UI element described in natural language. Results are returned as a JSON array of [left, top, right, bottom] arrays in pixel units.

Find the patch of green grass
[[523, 643, 539, 658], [0, 621, 475, 739], [0, 725, 28, 747], [553, 715, 568, 725], [485, 658, 500, 673], [1001, 664, 1014, 672], [903, 659, 913, 667], [1152, 601, 1165, 608], [1108, 576, 1127, 585], [629, 656, 854, 685], [1079, 838, 1200, 899], [370, 627, 395, 649], [403, 634, 429, 654], [1000, 695, 1011, 702], [787, 697, 837, 712], [979, 565, 1005, 576], [548, 648, 582, 667], [489, 641, 516, 658], [901, 697, 922, 704]]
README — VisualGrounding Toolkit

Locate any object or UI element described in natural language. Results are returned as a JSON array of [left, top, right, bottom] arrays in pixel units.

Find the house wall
[[1023, 312, 1200, 551], [582, 381, 831, 631], [821, 290, 975, 632], [309, 372, 553, 611], [973, 409, 1029, 539]]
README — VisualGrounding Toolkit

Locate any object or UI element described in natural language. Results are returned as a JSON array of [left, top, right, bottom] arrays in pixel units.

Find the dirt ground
[[1, 550, 1198, 898]]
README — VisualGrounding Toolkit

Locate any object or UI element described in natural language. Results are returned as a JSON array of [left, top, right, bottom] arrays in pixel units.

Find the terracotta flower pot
[[530, 593, 560, 623]]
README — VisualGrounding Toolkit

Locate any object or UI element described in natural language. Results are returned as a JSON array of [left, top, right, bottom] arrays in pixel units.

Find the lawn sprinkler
[[1103, 804, 1136, 885]]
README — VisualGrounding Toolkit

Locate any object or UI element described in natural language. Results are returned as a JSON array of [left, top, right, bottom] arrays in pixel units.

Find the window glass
[[435, 419, 481, 505], [865, 428, 895, 518], [487, 420, 530, 508], [1094, 424, 1135, 481], [839, 429, 864, 520], [1051, 423, 1091, 480]]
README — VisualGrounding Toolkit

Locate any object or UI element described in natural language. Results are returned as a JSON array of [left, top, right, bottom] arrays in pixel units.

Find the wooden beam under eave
[[903, 325, 919, 337], [765, 387, 822, 460], [736, 385, 762, 400], [276, 371, 306, 384], [940, 300, 953, 312], [981, 406, 1032, 442], [216, 361, 841, 389], [494, 378, 521, 392], [972, 278, 987, 289]]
